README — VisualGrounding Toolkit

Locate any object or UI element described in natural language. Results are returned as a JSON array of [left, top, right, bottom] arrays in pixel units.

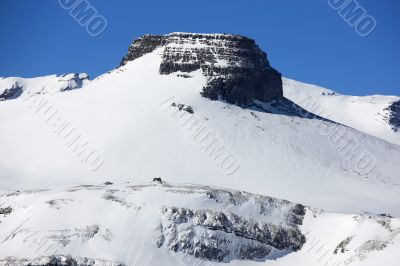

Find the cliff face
[[120, 33, 283, 105]]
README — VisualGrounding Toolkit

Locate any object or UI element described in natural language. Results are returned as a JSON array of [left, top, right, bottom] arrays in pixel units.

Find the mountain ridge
[[0, 32, 399, 265]]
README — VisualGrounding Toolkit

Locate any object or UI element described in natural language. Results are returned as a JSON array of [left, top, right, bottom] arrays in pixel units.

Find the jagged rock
[[334, 236, 354, 254], [120, 32, 283, 106], [0, 206, 12, 217], [157, 206, 305, 262], [0, 83, 23, 100], [171, 102, 194, 114], [385, 100, 400, 132]]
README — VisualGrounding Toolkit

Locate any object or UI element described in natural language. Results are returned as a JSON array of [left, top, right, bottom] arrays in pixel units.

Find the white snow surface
[[0, 73, 89, 100], [0, 182, 399, 266], [0, 49, 399, 218], [283, 77, 400, 145]]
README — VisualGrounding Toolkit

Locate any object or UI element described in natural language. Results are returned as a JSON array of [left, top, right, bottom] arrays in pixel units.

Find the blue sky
[[0, 0, 399, 96]]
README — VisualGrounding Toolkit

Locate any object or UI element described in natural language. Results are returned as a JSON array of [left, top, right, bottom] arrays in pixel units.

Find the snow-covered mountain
[[0, 32, 399, 265], [1, 181, 399, 266], [0, 73, 89, 101], [283, 78, 400, 145]]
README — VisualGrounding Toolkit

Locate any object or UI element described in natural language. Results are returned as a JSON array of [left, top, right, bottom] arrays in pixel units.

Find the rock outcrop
[[157, 206, 305, 262], [0, 256, 125, 266], [0, 73, 89, 101], [0, 83, 23, 100], [120, 32, 283, 105], [153, 185, 306, 262], [386, 100, 400, 132]]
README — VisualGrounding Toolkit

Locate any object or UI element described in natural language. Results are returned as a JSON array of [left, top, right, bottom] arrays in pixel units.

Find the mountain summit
[[0, 32, 400, 266], [121, 32, 283, 105]]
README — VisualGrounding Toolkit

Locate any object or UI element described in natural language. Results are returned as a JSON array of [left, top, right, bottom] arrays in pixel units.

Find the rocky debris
[[171, 102, 194, 114], [156, 206, 305, 262], [356, 240, 388, 253], [385, 100, 400, 132], [344, 239, 391, 264], [334, 236, 354, 254], [0, 255, 125, 266], [104, 181, 113, 186], [0, 83, 23, 100], [120, 32, 283, 106], [46, 199, 74, 210], [0, 206, 12, 217]]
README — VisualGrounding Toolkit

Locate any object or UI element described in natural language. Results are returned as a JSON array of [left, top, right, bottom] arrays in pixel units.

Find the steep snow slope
[[0, 49, 399, 217], [283, 77, 400, 145], [0, 73, 89, 101], [0, 182, 399, 266]]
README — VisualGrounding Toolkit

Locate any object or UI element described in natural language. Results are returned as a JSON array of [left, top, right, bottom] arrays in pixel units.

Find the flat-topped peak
[[120, 32, 282, 105]]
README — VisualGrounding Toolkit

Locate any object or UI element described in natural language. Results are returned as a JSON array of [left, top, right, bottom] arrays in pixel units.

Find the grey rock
[[157, 205, 305, 262], [120, 33, 283, 106], [0, 206, 12, 217], [0, 255, 125, 266], [171, 102, 194, 114], [0, 83, 23, 101], [385, 100, 400, 132]]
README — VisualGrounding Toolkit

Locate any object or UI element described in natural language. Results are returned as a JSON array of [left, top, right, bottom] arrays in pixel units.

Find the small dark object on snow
[[178, 104, 194, 114], [171, 102, 194, 114], [153, 177, 163, 183], [0, 206, 12, 217], [104, 181, 113, 186], [379, 213, 394, 218]]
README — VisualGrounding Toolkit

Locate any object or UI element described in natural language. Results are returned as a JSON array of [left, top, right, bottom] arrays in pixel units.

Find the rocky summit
[[120, 32, 283, 105]]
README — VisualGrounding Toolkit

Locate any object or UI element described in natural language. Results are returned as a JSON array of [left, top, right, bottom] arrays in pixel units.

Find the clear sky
[[0, 0, 399, 96]]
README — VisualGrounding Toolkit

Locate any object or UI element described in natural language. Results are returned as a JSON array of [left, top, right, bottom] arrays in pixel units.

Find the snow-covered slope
[[0, 73, 89, 101], [0, 182, 399, 266], [0, 46, 399, 217], [1, 32, 399, 265], [283, 77, 400, 145]]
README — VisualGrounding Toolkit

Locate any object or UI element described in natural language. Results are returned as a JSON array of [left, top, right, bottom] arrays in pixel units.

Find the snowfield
[[0, 73, 89, 101], [0, 33, 399, 265], [283, 77, 400, 145], [0, 181, 399, 266], [0, 49, 399, 218]]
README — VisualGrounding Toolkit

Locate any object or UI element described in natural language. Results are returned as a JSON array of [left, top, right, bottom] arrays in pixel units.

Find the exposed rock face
[[0, 83, 23, 100], [0, 255, 125, 266], [386, 100, 400, 132], [154, 186, 306, 262], [120, 32, 283, 105], [157, 207, 305, 262], [59, 73, 90, 92]]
